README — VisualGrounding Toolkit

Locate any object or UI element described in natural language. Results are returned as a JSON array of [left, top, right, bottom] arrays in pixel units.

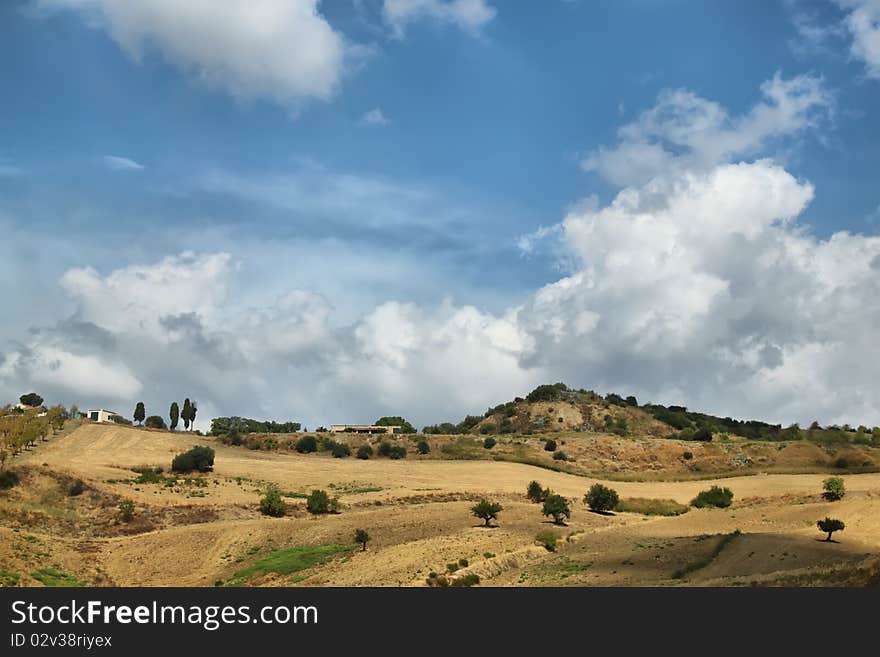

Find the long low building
[[329, 424, 401, 435], [86, 408, 120, 423]]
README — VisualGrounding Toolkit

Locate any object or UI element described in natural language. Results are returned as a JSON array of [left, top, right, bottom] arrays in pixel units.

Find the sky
[[2, 0, 880, 431]]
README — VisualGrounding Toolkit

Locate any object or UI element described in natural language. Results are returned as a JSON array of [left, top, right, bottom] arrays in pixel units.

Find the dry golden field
[[1, 422, 878, 587]]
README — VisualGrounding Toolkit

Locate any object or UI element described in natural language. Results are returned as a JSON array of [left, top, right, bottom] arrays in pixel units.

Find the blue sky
[[2, 1, 880, 430]]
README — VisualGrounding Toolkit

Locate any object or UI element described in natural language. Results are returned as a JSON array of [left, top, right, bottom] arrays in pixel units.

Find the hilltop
[[423, 383, 880, 448]]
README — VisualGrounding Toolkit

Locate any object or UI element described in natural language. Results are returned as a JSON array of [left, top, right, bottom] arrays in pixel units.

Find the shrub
[[683, 451, 694, 460], [259, 488, 286, 517], [171, 446, 215, 473], [378, 442, 392, 457], [470, 499, 503, 527], [0, 470, 21, 490], [354, 528, 370, 551], [526, 480, 546, 502], [691, 427, 713, 441], [306, 489, 339, 515], [450, 574, 480, 587], [544, 439, 557, 452], [144, 415, 167, 430], [330, 442, 351, 458], [68, 479, 85, 496], [221, 430, 244, 446], [542, 494, 571, 525], [552, 451, 568, 461], [295, 436, 318, 453], [387, 445, 407, 460], [833, 457, 849, 469], [535, 530, 558, 552], [116, 499, 135, 523], [108, 414, 132, 426], [483, 437, 497, 449], [480, 423, 496, 435], [691, 485, 734, 508], [817, 517, 845, 541], [426, 572, 449, 587], [447, 562, 460, 574], [822, 477, 845, 501], [416, 440, 431, 455], [132, 466, 164, 484], [458, 558, 469, 567], [356, 444, 373, 460], [584, 483, 619, 513]]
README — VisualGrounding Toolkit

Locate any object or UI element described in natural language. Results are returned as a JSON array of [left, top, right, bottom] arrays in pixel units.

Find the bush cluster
[[0, 470, 21, 490], [690, 485, 734, 508], [259, 488, 286, 517], [171, 446, 215, 473], [584, 483, 619, 513], [306, 489, 340, 515]]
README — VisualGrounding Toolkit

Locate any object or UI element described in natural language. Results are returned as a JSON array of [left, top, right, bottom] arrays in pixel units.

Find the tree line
[[1, 394, 70, 470], [131, 398, 198, 431]]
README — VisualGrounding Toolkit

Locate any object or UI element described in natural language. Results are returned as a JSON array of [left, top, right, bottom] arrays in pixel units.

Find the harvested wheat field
[[1, 421, 879, 588]]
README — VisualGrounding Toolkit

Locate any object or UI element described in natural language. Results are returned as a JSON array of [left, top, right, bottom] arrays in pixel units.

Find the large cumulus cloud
[[3, 74, 880, 429]]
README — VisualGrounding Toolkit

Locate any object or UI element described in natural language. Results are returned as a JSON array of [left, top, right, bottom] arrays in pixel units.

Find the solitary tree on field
[[584, 483, 619, 513], [133, 402, 146, 426], [527, 480, 546, 503], [190, 401, 197, 430], [471, 499, 503, 527], [169, 402, 180, 431], [354, 528, 370, 551], [542, 494, 571, 525], [817, 517, 845, 542], [822, 477, 845, 501], [181, 399, 191, 431]]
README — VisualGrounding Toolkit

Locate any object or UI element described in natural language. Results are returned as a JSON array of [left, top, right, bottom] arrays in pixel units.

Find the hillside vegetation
[[424, 383, 880, 448]]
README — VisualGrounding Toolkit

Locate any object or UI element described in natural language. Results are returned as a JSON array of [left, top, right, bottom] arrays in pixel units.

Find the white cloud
[[37, 0, 354, 105], [360, 107, 390, 126], [59, 252, 235, 339], [583, 72, 833, 187], [1, 252, 538, 430], [4, 75, 880, 430], [514, 158, 880, 426], [838, 0, 880, 79], [383, 0, 496, 37], [103, 155, 144, 171]]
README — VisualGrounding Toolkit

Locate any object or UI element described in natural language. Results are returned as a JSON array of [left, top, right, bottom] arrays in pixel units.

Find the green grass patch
[[226, 544, 353, 586], [439, 436, 483, 459], [280, 491, 309, 499], [30, 567, 86, 587], [327, 482, 383, 495], [557, 558, 593, 578], [0, 570, 20, 587], [615, 497, 689, 516]]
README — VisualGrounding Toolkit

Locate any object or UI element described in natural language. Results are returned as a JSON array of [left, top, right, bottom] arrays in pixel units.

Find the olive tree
[[470, 499, 503, 527]]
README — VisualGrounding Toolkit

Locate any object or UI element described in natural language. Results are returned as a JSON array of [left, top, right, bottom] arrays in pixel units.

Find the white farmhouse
[[86, 408, 120, 423]]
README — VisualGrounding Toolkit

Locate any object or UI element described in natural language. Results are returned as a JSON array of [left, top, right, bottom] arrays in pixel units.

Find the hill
[[1, 421, 880, 588], [424, 383, 880, 448]]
